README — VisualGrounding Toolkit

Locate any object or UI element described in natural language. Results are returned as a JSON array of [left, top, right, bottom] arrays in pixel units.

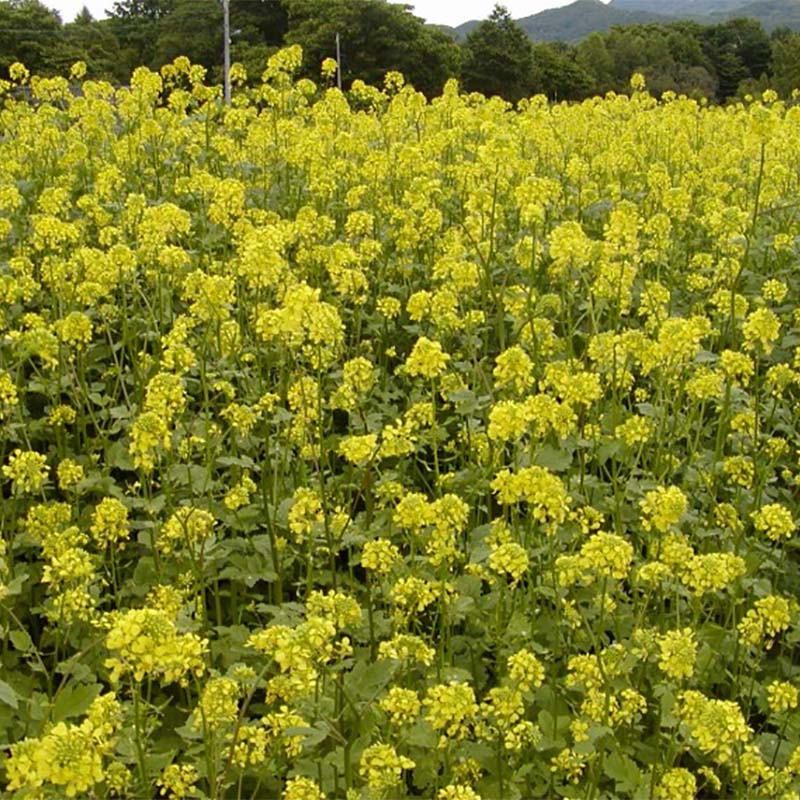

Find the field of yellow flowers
[[1, 46, 800, 799]]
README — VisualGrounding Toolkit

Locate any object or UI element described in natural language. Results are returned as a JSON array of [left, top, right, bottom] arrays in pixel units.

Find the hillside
[[454, 0, 800, 42], [609, 0, 744, 13], [709, 0, 800, 31], [455, 0, 668, 42]]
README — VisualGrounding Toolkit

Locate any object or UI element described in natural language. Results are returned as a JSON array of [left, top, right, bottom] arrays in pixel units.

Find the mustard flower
[[193, 676, 239, 731], [658, 628, 697, 680], [742, 307, 781, 354], [6, 694, 121, 798], [677, 690, 751, 764], [488, 541, 530, 584], [104, 607, 208, 685], [767, 680, 799, 713], [90, 497, 129, 549], [338, 433, 378, 465], [438, 786, 482, 800], [752, 503, 795, 542], [129, 411, 171, 471], [640, 486, 687, 533], [550, 748, 586, 783], [578, 531, 634, 581], [493, 344, 534, 394], [400, 336, 450, 379], [424, 682, 478, 746], [361, 538, 401, 575], [738, 595, 793, 647], [262, 706, 309, 758], [359, 742, 415, 791], [2, 448, 48, 494], [508, 648, 545, 692], [377, 633, 435, 665], [157, 763, 199, 799], [655, 768, 696, 800], [223, 472, 257, 511], [56, 458, 84, 490], [284, 776, 326, 800], [158, 506, 216, 555], [0, 370, 19, 418], [379, 687, 421, 726]]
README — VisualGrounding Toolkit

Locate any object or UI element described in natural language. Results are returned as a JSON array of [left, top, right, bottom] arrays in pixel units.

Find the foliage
[[1, 48, 800, 799], [530, 42, 595, 101], [0, 0, 62, 76], [1, 0, 800, 102], [461, 4, 534, 103], [284, 0, 461, 97]]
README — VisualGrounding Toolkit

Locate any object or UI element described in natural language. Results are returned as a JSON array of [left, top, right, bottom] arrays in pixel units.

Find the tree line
[[2, 0, 800, 102]]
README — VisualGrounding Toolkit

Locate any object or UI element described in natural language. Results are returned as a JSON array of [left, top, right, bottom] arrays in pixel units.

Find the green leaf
[[9, 630, 32, 652], [105, 440, 135, 472], [345, 659, 397, 702], [604, 749, 642, 792], [535, 445, 573, 472], [0, 679, 19, 709], [52, 683, 102, 723]]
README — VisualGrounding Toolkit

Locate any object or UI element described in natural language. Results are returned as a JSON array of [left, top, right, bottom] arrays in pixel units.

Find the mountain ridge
[[451, 0, 800, 43]]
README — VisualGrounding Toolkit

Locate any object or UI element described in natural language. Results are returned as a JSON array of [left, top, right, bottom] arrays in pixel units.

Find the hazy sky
[[46, 0, 593, 26]]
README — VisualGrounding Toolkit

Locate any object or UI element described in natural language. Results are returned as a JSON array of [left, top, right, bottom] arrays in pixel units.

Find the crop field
[[2, 49, 800, 799]]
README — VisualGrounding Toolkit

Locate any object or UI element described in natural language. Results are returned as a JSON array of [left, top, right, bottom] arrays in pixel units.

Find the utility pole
[[223, 0, 231, 105], [335, 32, 342, 91]]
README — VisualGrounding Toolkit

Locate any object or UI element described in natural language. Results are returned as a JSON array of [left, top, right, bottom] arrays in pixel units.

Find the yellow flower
[[508, 649, 545, 692], [361, 539, 401, 575], [56, 458, 84, 490], [424, 682, 478, 746], [321, 57, 338, 80], [738, 595, 793, 647], [157, 763, 199, 799], [359, 742, 415, 791], [380, 687, 421, 726], [2, 448, 48, 494], [767, 680, 798, 713], [655, 768, 696, 800], [742, 307, 780, 353], [488, 541, 529, 584], [338, 433, 378, 465], [284, 776, 326, 800], [657, 628, 696, 680], [400, 336, 450, 379], [158, 506, 216, 555], [193, 676, 239, 731], [104, 607, 208, 685], [640, 486, 687, 533], [493, 345, 534, 394], [90, 497, 129, 549], [752, 503, 794, 542]]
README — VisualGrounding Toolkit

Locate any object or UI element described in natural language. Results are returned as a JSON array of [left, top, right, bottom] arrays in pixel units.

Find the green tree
[[576, 32, 614, 94], [460, 4, 534, 103], [152, 0, 221, 71], [771, 31, 800, 96], [0, 0, 63, 76], [285, 0, 460, 96], [530, 42, 594, 101], [107, 0, 175, 73], [228, 0, 289, 82], [52, 8, 122, 81], [231, 0, 288, 48], [108, 0, 172, 20], [703, 18, 772, 101]]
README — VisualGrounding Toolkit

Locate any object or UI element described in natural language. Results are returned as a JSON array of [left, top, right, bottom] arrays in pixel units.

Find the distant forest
[[2, 0, 800, 102]]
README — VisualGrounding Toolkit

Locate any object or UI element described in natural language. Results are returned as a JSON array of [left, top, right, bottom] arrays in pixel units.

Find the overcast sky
[[46, 0, 591, 26]]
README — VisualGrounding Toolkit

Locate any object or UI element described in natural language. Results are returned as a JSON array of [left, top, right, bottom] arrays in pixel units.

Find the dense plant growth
[[1, 51, 800, 799]]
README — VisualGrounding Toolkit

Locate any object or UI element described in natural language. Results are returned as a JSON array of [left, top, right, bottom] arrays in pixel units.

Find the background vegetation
[[3, 0, 800, 103]]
